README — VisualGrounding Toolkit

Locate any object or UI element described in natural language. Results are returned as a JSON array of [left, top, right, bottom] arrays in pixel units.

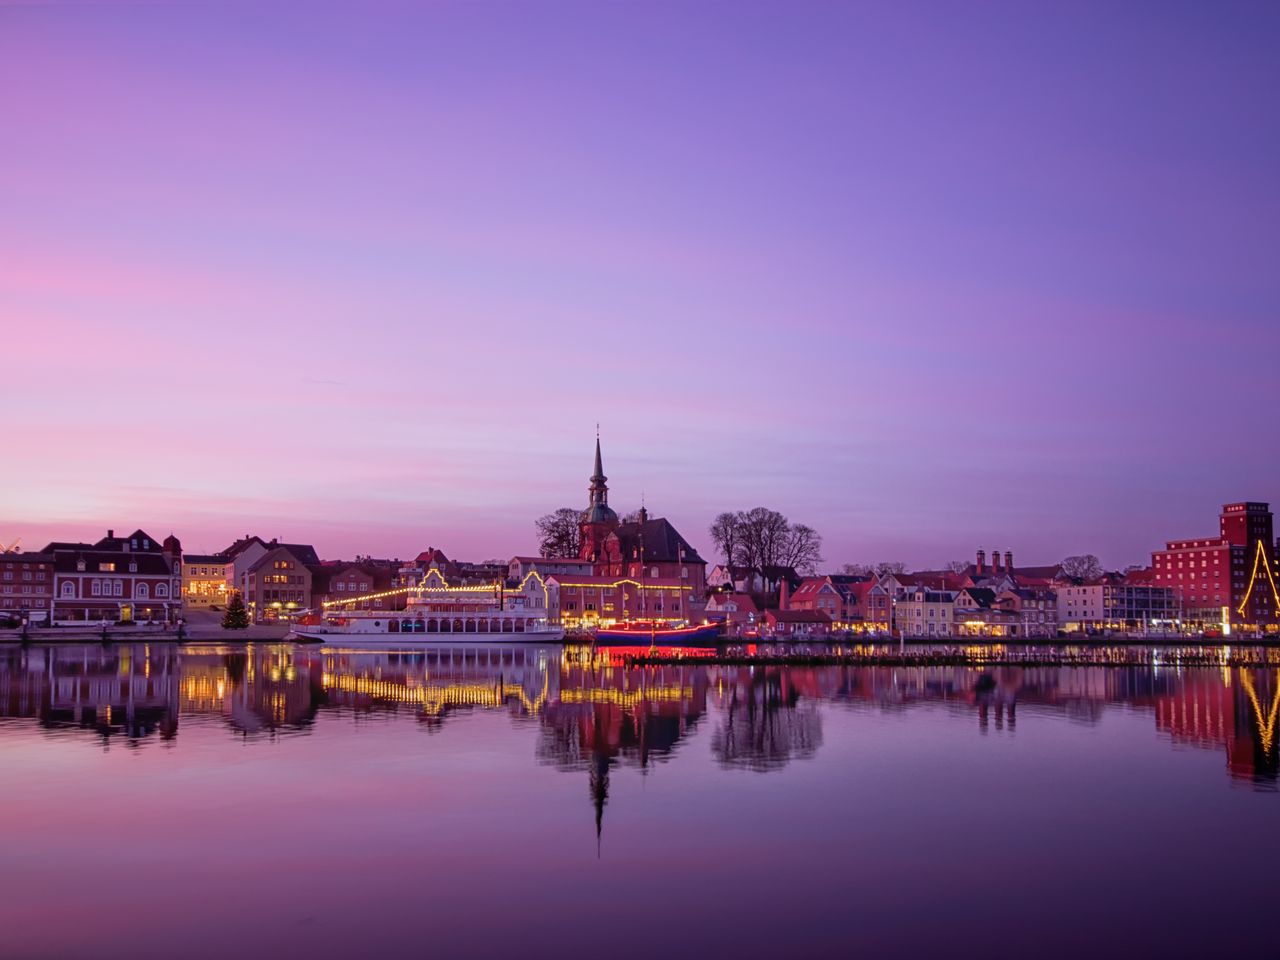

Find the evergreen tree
[[222, 592, 250, 630]]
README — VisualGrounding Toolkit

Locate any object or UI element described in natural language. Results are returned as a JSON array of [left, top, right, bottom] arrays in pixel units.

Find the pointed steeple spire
[[592, 434, 605, 484]]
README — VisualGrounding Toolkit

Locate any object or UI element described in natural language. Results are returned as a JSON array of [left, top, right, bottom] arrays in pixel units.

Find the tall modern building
[[1151, 502, 1278, 632]]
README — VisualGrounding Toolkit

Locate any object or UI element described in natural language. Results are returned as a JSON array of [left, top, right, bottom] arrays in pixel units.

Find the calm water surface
[[1, 642, 1277, 960]]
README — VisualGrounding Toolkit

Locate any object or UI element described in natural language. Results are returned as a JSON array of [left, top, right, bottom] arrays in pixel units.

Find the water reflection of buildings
[[319, 646, 560, 728], [1152, 668, 1278, 787], [710, 666, 827, 771], [537, 648, 710, 843], [0, 644, 180, 742], [0, 646, 1274, 790], [0, 644, 323, 742]]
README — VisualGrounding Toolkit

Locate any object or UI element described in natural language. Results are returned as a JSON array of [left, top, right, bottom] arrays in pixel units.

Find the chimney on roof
[[991, 548, 1001, 573], [107, 529, 114, 539], [976, 549, 985, 575], [1004, 551, 1013, 573]]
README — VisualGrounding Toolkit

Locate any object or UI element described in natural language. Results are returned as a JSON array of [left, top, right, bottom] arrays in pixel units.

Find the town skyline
[[5, 433, 1274, 572]]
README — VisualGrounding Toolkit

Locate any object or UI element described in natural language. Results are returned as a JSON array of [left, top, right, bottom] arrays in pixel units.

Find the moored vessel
[[593, 619, 721, 645], [289, 565, 564, 643]]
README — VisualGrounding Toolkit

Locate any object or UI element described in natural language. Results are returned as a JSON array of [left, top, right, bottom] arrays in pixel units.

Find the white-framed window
[[156, 583, 168, 598], [61, 582, 75, 598], [91, 580, 102, 596], [137, 583, 149, 600], [113, 581, 123, 597]]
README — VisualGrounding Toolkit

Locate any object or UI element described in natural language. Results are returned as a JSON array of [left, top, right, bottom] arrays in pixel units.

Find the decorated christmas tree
[[222, 591, 250, 630]]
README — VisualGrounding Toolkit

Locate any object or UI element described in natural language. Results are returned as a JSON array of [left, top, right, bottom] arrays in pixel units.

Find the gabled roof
[[278, 543, 320, 566], [183, 554, 227, 565], [706, 592, 759, 613], [94, 529, 163, 552], [222, 536, 268, 559], [958, 587, 997, 608], [51, 551, 174, 575], [610, 517, 705, 565]]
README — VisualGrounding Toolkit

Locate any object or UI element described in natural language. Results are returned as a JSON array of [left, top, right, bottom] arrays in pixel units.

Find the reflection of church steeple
[[590, 752, 609, 857]]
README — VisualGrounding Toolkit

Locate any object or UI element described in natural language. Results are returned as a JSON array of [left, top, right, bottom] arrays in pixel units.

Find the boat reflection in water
[[0, 643, 1277, 791]]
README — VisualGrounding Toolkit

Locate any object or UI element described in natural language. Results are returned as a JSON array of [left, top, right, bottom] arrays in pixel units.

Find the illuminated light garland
[[1236, 540, 1280, 618], [558, 687, 692, 707], [554, 578, 692, 592], [1239, 669, 1280, 755], [323, 569, 552, 610], [321, 671, 550, 715]]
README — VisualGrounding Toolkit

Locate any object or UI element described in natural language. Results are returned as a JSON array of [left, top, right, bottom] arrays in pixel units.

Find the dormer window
[[76, 560, 86, 572], [99, 562, 116, 572], [128, 562, 137, 573]]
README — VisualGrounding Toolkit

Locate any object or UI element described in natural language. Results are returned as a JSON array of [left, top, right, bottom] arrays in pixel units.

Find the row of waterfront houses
[[3, 442, 1277, 637]]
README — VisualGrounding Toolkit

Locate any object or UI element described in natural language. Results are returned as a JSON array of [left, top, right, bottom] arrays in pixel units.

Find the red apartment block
[[1151, 502, 1278, 631]]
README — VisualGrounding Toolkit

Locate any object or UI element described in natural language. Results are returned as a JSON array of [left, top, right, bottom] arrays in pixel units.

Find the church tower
[[579, 436, 619, 561]]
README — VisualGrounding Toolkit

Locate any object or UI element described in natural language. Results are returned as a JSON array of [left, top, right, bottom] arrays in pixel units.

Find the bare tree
[[535, 508, 582, 558], [739, 507, 791, 572], [708, 512, 743, 564], [780, 524, 823, 574], [946, 559, 971, 574], [1060, 554, 1103, 581], [841, 562, 872, 576], [874, 561, 906, 576], [714, 508, 824, 575]]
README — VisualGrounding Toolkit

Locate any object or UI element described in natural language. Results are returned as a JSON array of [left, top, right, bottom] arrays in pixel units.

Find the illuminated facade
[[45, 529, 183, 624], [181, 553, 231, 609], [788, 575, 891, 633], [1151, 501, 1278, 632], [576, 437, 708, 603], [896, 589, 958, 638], [549, 573, 690, 628], [242, 545, 313, 623], [1056, 579, 1177, 634]]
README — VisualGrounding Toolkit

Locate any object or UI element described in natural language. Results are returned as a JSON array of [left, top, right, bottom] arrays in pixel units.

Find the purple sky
[[2, 0, 1277, 569]]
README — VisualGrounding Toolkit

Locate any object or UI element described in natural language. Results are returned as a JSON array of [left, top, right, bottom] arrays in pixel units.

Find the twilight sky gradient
[[2, 0, 1278, 568]]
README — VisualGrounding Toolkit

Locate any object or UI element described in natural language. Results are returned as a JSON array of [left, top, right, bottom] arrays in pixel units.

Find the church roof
[[611, 517, 705, 565]]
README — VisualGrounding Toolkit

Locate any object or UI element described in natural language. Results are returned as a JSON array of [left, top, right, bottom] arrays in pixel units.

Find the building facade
[[240, 546, 314, 623], [1056, 579, 1179, 633], [1151, 501, 1278, 632], [549, 573, 691, 629], [45, 529, 183, 623], [896, 589, 958, 638], [0, 552, 55, 623], [182, 553, 232, 609], [574, 438, 708, 604]]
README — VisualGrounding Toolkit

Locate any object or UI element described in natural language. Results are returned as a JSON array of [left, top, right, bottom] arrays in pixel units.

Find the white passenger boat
[[289, 566, 564, 644]]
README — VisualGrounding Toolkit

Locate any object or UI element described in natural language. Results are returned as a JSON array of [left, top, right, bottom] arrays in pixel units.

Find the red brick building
[[576, 438, 707, 601], [549, 573, 690, 628], [788, 575, 891, 634], [1151, 501, 1278, 632], [0, 552, 55, 623], [45, 529, 183, 623]]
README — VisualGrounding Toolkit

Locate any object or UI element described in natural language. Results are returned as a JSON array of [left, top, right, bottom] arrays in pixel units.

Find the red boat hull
[[593, 623, 722, 645]]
